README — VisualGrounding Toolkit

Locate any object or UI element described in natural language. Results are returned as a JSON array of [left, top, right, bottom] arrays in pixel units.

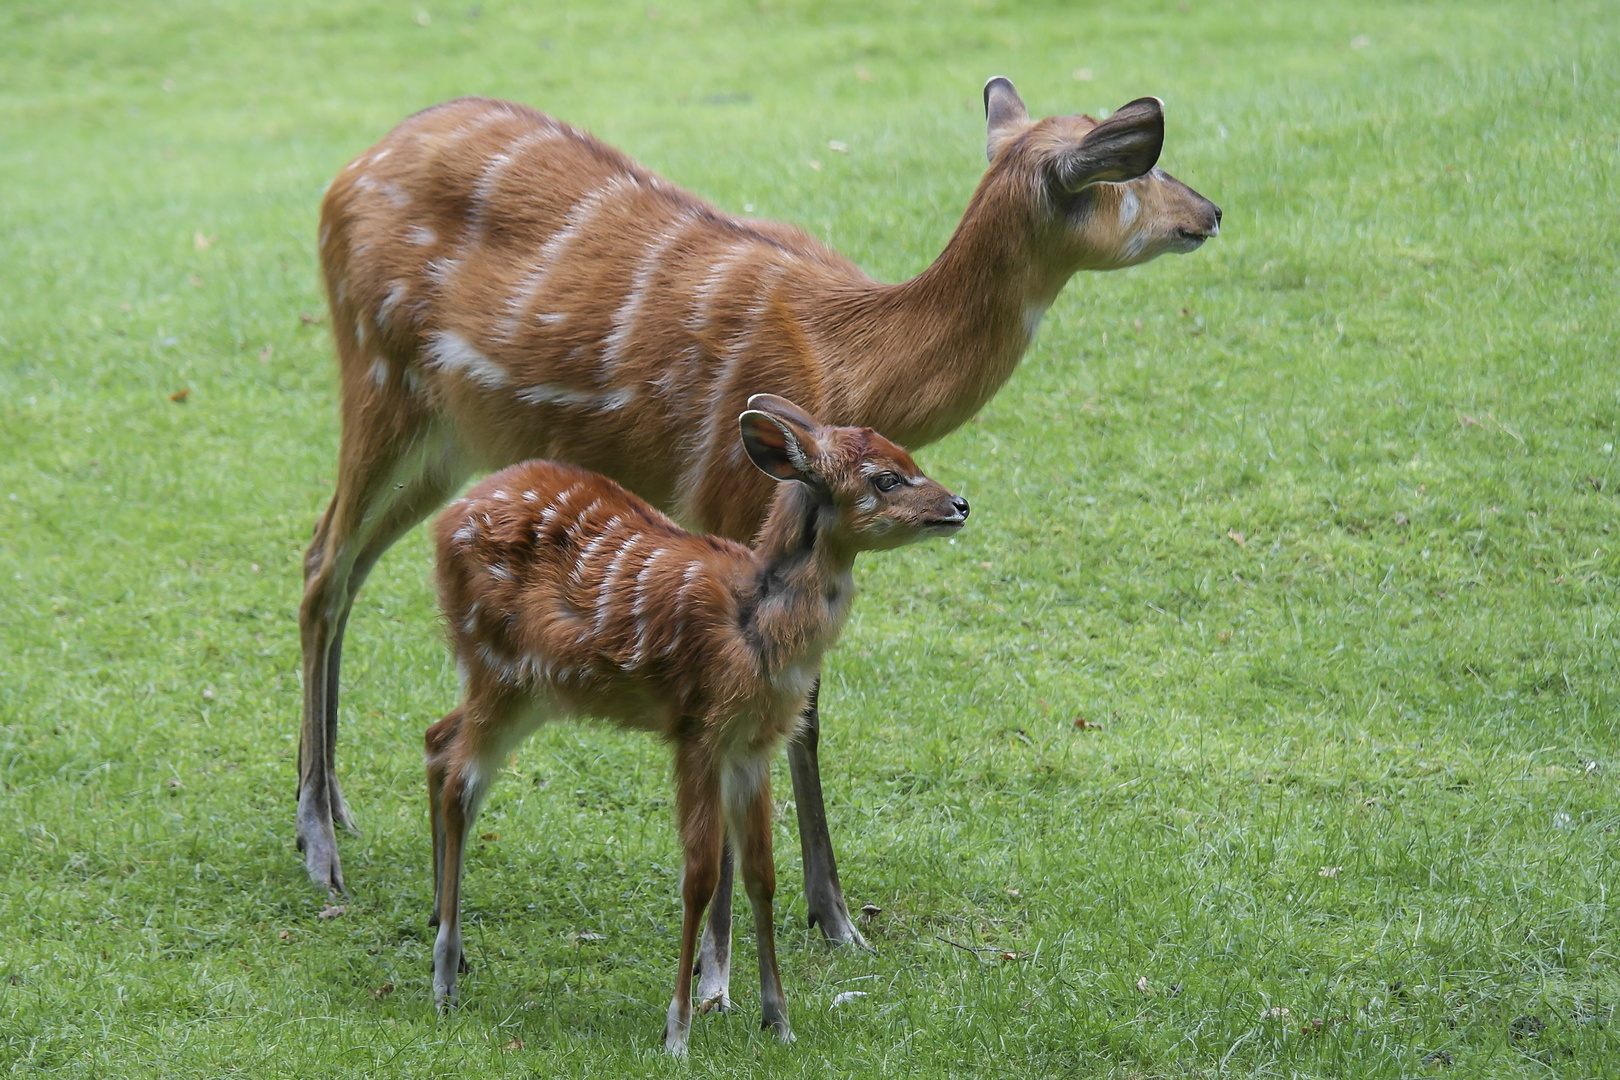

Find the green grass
[[3, 0, 1618, 1075]]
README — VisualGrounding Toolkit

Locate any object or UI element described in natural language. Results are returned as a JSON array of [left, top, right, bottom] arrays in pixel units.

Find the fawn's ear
[[1051, 96, 1164, 192], [740, 409, 823, 486], [744, 393, 823, 432], [984, 76, 1030, 162]]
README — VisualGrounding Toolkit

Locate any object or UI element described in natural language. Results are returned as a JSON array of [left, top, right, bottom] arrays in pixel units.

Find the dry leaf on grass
[[317, 904, 348, 920], [372, 983, 394, 999], [168, 388, 190, 404]]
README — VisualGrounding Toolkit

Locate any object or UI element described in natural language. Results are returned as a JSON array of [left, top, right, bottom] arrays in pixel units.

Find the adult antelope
[[299, 76, 1219, 962], [426, 396, 967, 1052]]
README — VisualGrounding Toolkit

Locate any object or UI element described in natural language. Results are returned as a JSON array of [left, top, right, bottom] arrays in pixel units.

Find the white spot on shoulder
[[1117, 187, 1141, 229], [369, 357, 389, 387], [425, 331, 511, 389], [407, 225, 436, 246]]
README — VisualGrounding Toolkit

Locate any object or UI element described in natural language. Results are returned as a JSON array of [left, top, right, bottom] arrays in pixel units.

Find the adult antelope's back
[[298, 78, 1220, 938]]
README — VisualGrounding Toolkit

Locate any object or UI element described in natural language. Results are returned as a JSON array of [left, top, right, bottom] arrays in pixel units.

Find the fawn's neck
[[744, 482, 857, 678]]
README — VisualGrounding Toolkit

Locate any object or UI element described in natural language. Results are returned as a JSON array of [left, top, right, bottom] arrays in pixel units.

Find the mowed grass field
[[3, 1, 1617, 1075]]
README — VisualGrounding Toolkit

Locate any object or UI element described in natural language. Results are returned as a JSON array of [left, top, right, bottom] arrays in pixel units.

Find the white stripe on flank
[[593, 535, 640, 633], [684, 246, 752, 335], [662, 561, 707, 657], [496, 177, 638, 342], [572, 533, 613, 586], [564, 498, 605, 545], [424, 331, 510, 389], [626, 547, 669, 667], [424, 256, 461, 290], [376, 281, 409, 327], [515, 384, 637, 411], [537, 483, 582, 534], [677, 264, 781, 510], [600, 216, 695, 373]]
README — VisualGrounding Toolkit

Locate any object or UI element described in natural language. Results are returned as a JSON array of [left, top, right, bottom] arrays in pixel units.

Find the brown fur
[[421, 397, 966, 1052], [296, 77, 1219, 900]]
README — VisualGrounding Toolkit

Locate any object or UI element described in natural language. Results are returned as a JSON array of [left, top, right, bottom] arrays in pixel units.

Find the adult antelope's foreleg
[[786, 680, 870, 950]]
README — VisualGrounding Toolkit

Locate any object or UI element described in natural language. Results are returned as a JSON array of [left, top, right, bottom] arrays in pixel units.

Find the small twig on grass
[[932, 934, 1000, 955]]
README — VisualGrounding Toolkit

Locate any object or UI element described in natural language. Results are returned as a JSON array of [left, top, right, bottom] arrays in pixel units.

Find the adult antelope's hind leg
[[786, 680, 871, 950], [296, 383, 464, 892], [694, 840, 735, 1013]]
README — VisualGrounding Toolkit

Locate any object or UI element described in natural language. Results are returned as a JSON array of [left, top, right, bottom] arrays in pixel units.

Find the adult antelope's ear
[[1051, 96, 1164, 192], [984, 76, 1029, 162], [740, 408, 824, 487]]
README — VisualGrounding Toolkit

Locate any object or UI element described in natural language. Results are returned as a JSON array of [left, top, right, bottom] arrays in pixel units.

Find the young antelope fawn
[[424, 395, 967, 1053]]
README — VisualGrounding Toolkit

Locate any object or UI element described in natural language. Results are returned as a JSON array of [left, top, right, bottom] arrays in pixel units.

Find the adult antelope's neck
[[809, 171, 1071, 450]]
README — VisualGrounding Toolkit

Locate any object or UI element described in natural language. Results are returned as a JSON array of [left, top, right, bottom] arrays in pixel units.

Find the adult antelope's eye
[[872, 472, 902, 492]]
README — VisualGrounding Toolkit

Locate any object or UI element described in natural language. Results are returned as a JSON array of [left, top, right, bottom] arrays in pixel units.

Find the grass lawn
[[3, 0, 1617, 1075]]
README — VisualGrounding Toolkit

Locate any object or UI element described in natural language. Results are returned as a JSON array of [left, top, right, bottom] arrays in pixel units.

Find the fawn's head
[[739, 395, 968, 554], [982, 76, 1221, 273]]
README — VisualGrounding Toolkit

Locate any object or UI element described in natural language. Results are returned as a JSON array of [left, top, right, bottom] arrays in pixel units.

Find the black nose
[[1213, 204, 1223, 225], [952, 496, 970, 518]]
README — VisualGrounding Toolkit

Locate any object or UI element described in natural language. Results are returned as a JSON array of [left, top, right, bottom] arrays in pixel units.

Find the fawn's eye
[[872, 472, 903, 492]]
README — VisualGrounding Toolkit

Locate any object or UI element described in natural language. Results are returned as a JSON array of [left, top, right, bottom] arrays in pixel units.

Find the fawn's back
[[433, 461, 803, 747]]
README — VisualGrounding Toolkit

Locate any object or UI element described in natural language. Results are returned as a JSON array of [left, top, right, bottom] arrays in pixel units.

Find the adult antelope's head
[[983, 76, 1221, 273]]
